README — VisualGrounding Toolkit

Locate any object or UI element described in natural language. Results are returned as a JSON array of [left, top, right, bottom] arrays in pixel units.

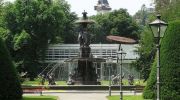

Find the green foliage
[[133, 4, 156, 27], [143, 20, 180, 99], [22, 79, 67, 86], [0, 2, 14, 53], [13, 30, 31, 50], [143, 59, 157, 99], [139, 27, 154, 54], [90, 13, 112, 43], [154, 0, 180, 21], [0, 38, 22, 100], [0, 27, 8, 40], [131, 4, 158, 81], [23, 95, 58, 100], [107, 95, 143, 100], [0, 0, 4, 25], [109, 9, 139, 39], [101, 80, 146, 86], [132, 27, 156, 81], [159, 20, 180, 100], [53, 0, 78, 43], [2, 0, 75, 80], [91, 9, 139, 43]]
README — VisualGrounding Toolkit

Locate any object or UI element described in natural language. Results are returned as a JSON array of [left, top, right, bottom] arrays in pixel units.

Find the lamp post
[[107, 57, 113, 96], [117, 45, 126, 100], [149, 14, 168, 100]]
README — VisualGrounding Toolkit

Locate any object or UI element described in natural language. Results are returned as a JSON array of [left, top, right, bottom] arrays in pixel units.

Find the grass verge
[[22, 78, 146, 86], [107, 95, 143, 100], [23, 95, 58, 100], [101, 79, 146, 86], [22, 78, 67, 85]]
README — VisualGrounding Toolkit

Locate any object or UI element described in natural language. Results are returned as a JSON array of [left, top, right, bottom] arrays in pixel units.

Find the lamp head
[[149, 14, 168, 39]]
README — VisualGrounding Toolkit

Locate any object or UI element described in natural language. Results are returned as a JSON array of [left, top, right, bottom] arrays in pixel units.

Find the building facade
[[44, 44, 140, 80], [45, 44, 138, 62]]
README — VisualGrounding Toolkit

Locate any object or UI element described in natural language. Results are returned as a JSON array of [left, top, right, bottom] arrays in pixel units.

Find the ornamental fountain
[[66, 11, 105, 85]]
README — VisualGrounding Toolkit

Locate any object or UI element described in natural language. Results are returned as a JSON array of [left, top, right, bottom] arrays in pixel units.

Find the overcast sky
[[4, 0, 153, 16]]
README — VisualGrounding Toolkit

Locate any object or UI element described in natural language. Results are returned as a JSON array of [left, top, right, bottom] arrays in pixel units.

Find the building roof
[[94, 0, 111, 12], [99, 0, 109, 5]]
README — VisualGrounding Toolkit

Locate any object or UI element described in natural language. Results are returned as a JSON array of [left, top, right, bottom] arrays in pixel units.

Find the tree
[[90, 13, 110, 43], [131, 6, 157, 81], [133, 4, 155, 27], [109, 9, 139, 39], [132, 27, 156, 81], [54, 0, 78, 43], [0, 0, 3, 25], [143, 20, 180, 100], [154, 0, 171, 12], [154, 0, 180, 21], [4, 0, 72, 80], [91, 9, 139, 43], [0, 37, 22, 100]]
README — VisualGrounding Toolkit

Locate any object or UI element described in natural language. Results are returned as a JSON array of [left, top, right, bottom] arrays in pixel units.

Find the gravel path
[[23, 90, 142, 100], [54, 93, 107, 100]]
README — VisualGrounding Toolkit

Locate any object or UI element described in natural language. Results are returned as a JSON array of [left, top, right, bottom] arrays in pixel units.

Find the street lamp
[[107, 57, 113, 96], [149, 14, 168, 100], [117, 45, 126, 100]]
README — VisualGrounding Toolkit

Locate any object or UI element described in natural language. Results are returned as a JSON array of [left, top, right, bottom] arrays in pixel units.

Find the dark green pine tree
[[0, 38, 22, 100], [143, 20, 180, 100]]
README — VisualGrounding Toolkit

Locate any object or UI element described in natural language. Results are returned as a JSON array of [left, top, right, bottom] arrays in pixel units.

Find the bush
[[143, 20, 180, 100], [0, 38, 22, 100], [143, 59, 157, 99]]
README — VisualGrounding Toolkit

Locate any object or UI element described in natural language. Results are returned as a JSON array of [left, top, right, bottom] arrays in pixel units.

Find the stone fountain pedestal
[[68, 57, 104, 85]]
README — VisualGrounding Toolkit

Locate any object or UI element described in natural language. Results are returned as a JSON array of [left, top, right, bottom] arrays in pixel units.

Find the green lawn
[[101, 79, 146, 86], [22, 78, 146, 86], [22, 78, 67, 85], [23, 95, 58, 100], [107, 95, 143, 100]]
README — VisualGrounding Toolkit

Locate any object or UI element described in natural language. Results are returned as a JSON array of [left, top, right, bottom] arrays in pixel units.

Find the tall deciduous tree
[[54, 0, 78, 43], [154, 0, 180, 21], [4, 0, 73, 80], [131, 27, 156, 81], [132, 4, 157, 81], [91, 9, 139, 43], [109, 9, 139, 39]]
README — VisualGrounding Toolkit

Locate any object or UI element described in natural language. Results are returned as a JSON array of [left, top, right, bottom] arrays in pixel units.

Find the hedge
[[143, 20, 180, 100], [0, 38, 22, 100]]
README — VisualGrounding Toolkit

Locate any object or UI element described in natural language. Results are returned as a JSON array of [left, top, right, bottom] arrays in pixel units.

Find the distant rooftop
[[99, 0, 109, 5]]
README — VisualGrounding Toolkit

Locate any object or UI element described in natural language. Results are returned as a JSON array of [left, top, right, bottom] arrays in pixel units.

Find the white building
[[45, 44, 138, 62], [44, 44, 140, 80]]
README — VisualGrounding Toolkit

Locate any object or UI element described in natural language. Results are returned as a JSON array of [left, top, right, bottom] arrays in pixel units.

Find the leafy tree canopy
[[91, 9, 139, 43], [2, 0, 76, 80], [154, 0, 180, 21]]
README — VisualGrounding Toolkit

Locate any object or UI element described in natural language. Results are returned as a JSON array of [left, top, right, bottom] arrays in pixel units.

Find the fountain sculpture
[[67, 11, 104, 85]]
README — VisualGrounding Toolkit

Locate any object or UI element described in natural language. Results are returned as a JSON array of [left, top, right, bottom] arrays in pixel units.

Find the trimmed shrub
[[0, 38, 22, 100], [143, 59, 157, 99], [143, 20, 180, 100]]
